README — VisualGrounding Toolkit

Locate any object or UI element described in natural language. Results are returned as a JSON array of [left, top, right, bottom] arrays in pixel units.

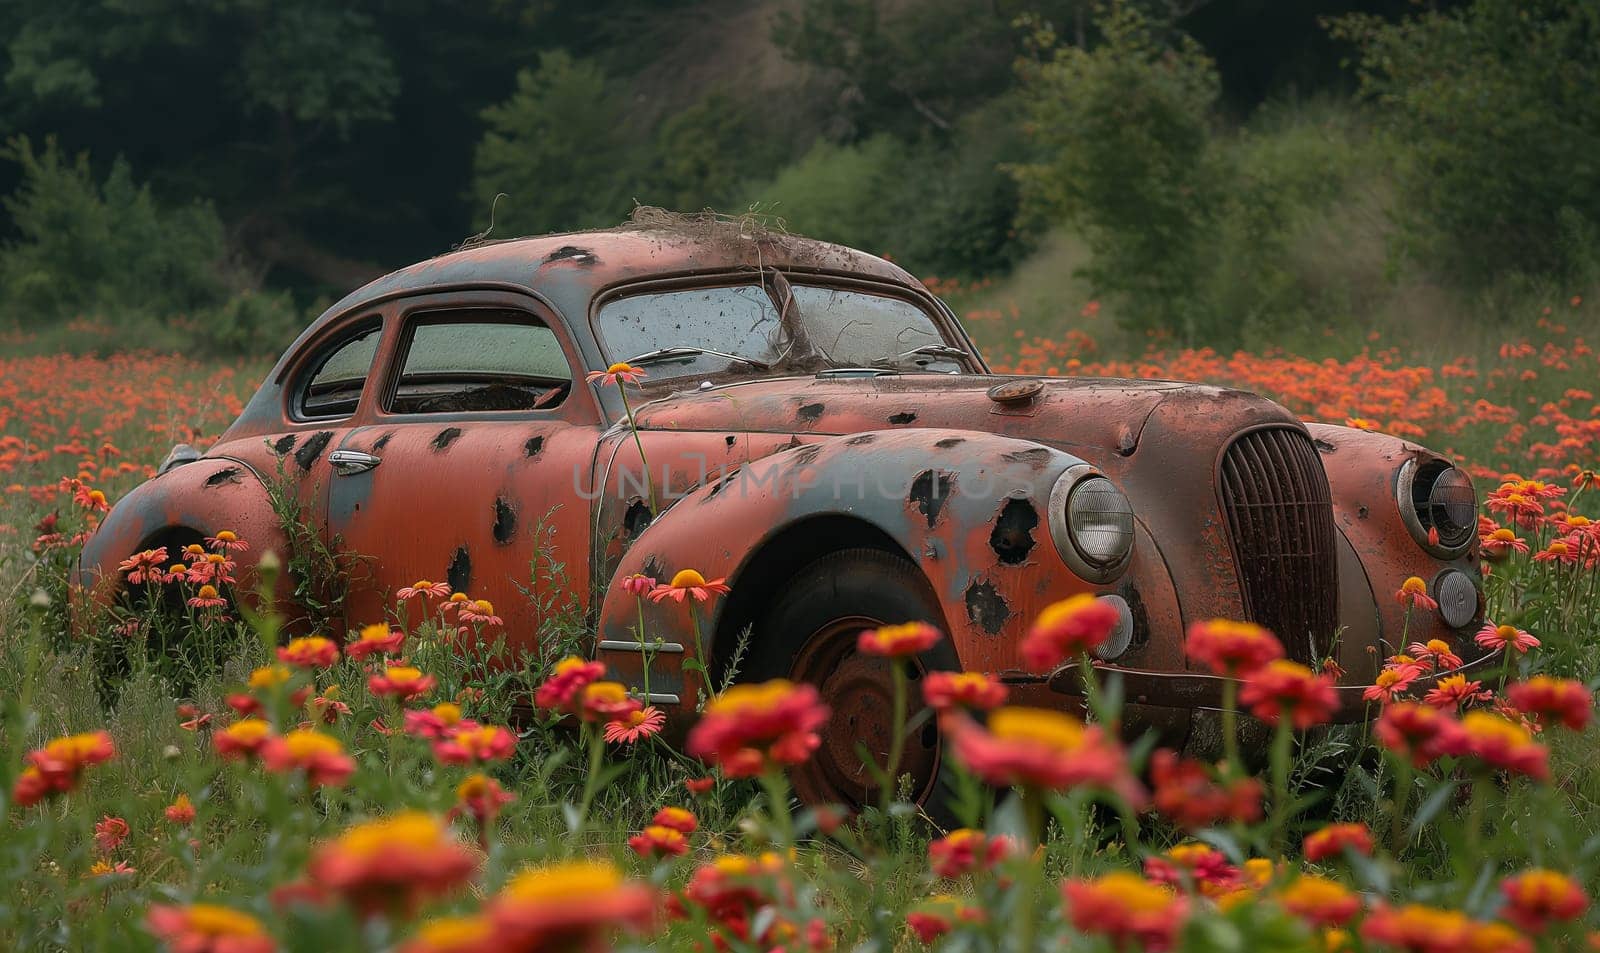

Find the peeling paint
[[798, 402, 825, 422], [293, 431, 333, 471], [492, 497, 517, 545], [372, 431, 396, 452], [523, 435, 545, 457], [908, 470, 954, 528], [964, 580, 1010, 635], [203, 467, 244, 488], [432, 427, 463, 451], [272, 434, 297, 455], [888, 411, 918, 424], [989, 497, 1039, 565], [447, 546, 472, 594], [934, 437, 965, 449], [624, 499, 654, 538]]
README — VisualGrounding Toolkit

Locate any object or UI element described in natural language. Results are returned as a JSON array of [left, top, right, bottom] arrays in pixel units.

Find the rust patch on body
[[272, 434, 297, 455], [492, 498, 517, 545], [990, 497, 1039, 565], [798, 402, 825, 422], [524, 435, 545, 457], [372, 431, 396, 451], [204, 467, 244, 488], [889, 411, 918, 424], [293, 431, 332, 471], [543, 245, 597, 265], [964, 580, 1010, 634], [447, 546, 472, 594], [909, 470, 953, 528], [432, 427, 463, 451]]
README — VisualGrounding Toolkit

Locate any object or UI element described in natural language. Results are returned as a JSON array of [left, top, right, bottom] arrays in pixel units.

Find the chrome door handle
[[329, 449, 381, 475]]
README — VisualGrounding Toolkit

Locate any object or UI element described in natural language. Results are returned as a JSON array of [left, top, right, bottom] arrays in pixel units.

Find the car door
[[326, 291, 603, 656]]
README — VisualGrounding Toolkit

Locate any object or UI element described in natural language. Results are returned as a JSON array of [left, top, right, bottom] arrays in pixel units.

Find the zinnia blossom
[[94, 815, 130, 853], [145, 903, 274, 953], [188, 584, 228, 609], [1239, 660, 1339, 729], [947, 707, 1144, 803], [856, 621, 942, 658], [214, 719, 276, 760], [405, 703, 469, 739], [308, 812, 478, 918], [649, 568, 731, 604], [368, 665, 437, 701], [277, 636, 339, 669], [685, 679, 829, 778], [1363, 666, 1416, 703], [1360, 904, 1472, 953], [489, 859, 655, 947], [261, 729, 356, 788], [628, 824, 689, 858], [618, 573, 656, 596], [1422, 674, 1490, 710], [586, 362, 648, 386], [1149, 749, 1263, 830], [905, 895, 984, 943], [1480, 527, 1529, 561], [346, 623, 405, 660], [922, 671, 1007, 712], [928, 828, 1013, 879], [165, 794, 197, 826], [1451, 710, 1549, 779], [1185, 619, 1284, 675], [398, 915, 495, 953], [651, 806, 698, 833], [1063, 871, 1188, 953], [456, 598, 503, 627], [579, 681, 642, 723], [1280, 875, 1361, 928], [1395, 576, 1438, 611], [13, 730, 116, 805], [450, 772, 516, 828], [604, 705, 665, 744], [205, 529, 249, 553], [1475, 622, 1540, 655], [1374, 702, 1462, 767], [1021, 594, 1121, 671], [396, 579, 451, 602], [1498, 869, 1588, 933], [1143, 842, 1240, 897], [1406, 639, 1463, 671], [1507, 676, 1594, 731], [533, 656, 606, 712], [432, 724, 517, 765], [118, 547, 169, 585], [1303, 823, 1373, 863]]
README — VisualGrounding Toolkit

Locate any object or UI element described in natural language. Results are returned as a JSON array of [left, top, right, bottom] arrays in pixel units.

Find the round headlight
[[1049, 468, 1135, 581], [1399, 459, 1476, 555]]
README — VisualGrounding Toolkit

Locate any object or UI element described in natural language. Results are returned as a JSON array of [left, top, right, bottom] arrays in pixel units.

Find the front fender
[[594, 428, 1116, 706], [1307, 424, 1483, 663], [74, 457, 289, 610]]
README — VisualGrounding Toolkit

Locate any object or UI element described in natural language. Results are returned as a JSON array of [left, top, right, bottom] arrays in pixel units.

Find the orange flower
[[450, 772, 516, 828], [1480, 527, 1529, 560], [347, 623, 405, 660], [12, 730, 116, 805], [489, 859, 654, 947], [1395, 576, 1439, 611], [922, 671, 1008, 712], [928, 828, 1014, 879], [398, 915, 496, 953], [628, 824, 689, 858], [1281, 875, 1361, 928], [604, 705, 665, 744], [1451, 710, 1549, 779], [651, 806, 698, 833], [433, 724, 517, 765], [1303, 823, 1373, 863], [368, 665, 437, 701], [1021, 594, 1121, 670], [1360, 903, 1472, 953], [1363, 666, 1417, 703], [94, 815, 129, 853], [1144, 842, 1240, 897], [1499, 869, 1588, 933], [533, 656, 606, 712], [1185, 619, 1284, 676], [947, 707, 1143, 803], [188, 584, 228, 609], [1422, 674, 1490, 710], [261, 729, 356, 787], [905, 895, 985, 943], [308, 812, 478, 919], [1062, 871, 1187, 952], [145, 903, 275, 953], [648, 568, 730, 604], [586, 362, 647, 386], [685, 777, 715, 796], [405, 703, 469, 739], [579, 681, 642, 724], [165, 794, 197, 826], [1149, 749, 1263, 830], [276, 636, 338, 669], [686, 679, 829, 778], [1507, 676, 1593, 731], [856, 621, 942, 658], [1239, 660, 1338, 729], [214, 719, 276, 760]]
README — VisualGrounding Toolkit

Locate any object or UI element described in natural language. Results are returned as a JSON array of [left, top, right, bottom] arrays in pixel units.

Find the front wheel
[[745, 548, 956, 813]]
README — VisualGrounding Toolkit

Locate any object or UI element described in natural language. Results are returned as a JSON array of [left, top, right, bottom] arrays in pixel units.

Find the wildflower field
[[4, 305, 1600, 953]]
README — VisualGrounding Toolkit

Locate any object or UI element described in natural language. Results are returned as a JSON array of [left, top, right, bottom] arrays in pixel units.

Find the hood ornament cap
[[987, 379, 1044, 405]]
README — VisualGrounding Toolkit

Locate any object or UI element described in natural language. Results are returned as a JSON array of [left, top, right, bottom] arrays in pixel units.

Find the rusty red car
[[78, 219, 1485, 808]]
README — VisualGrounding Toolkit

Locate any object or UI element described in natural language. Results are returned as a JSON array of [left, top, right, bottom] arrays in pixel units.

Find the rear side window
[[388, 310, 572, 414], [298, 323, 380, 419]]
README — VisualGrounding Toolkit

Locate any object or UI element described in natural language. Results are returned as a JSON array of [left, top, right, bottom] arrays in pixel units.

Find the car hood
[[626, 373, 1286, 460]]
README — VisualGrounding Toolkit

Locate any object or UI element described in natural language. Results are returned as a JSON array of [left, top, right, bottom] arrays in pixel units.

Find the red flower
[[368, 665, 437, 701], [450, 773, 516, 828], [214, 719, 275, 761], [1280, 875, 1361, 928], [1450, 710, 1549, 779], [1063, 872, 1187, 952], [651, 807, 697, 833], [628, 825, 689, 858], [1375, 702, 1462, 767], [1395, 576, 1439, 611], [685, 679, 829, 778], [1406, 639, 1463, 671], [922, 671, 1008, 712], [118, 547, 169, 585], [405, 703, 469, 739], [205, 530, 249, 553], [397, 916, 496, 953], [308, 812, 478, 919], [685, 777, 715, 796], [947, 707, 1144, 803], [346, 623, 405, 660], [165, 794, 197, 826], [1143, 843, 1240, 898], [649, 568, 730, 604], [1149, 749, 1263, 830], [1360, 904, 1471, 953], [927, 828, 1013, 879], [618, 573, 656, 596], [488, 859, 655, 947], [533, 656, 606, 712], [1480, 527, 1529, 561], [1302, 822, 1373, 863], [187, 584, 228, 610], [432, 725, 517, 765], [396, 579, 451, 602], [905, 896, 984, 943], [1507, 676, 1593, 731], [1239, 660, 1338, 729], [1021, 594, 1121, 670], [1422, 674, 1491, 710], [1498, 869, 1588, 933], [1363, 666, 1417, 703], [94, 815, 130, 853], [1185, 619, 1284, 676], [856, 621, 942, 658], [579, 681, 642, 724], [260, 729, 356, 788], [13, 730, 116, 805], [277, 636, 339, 669], [145, 903, 275, 953]]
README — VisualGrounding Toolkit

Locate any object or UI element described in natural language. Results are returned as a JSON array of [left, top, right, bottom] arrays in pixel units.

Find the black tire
[[746, 547, 958, 817]]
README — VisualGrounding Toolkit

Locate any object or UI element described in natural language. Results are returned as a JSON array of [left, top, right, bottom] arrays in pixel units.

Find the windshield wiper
[[872, 343, 971, 368], [621, 346, 770, 371]]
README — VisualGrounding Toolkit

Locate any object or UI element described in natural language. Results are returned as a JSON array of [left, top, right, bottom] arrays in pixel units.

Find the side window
[[596, 285, 782, 379], [298, 323, 381, 420], [388, 309, 573, 414]]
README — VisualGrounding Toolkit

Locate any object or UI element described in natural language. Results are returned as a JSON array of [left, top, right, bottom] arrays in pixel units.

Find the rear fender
[[593, 428, 1101, 709]]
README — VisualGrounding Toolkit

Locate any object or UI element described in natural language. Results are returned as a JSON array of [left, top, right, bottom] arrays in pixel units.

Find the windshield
[[595, 281, 963, 380]]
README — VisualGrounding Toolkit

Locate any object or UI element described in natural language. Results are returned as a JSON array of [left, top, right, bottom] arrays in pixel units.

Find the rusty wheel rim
[[787, 615, 942, 810]]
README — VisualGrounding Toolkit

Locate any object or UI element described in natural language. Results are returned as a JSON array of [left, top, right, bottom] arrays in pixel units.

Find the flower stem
[[635, 598, 652, 700], [618, 388, 657, 513], [883, 661, 908, 815], [1269, 718, 1293, 852], [760, 768, 795, 847], [690, 610, 712, 706], [1220, 676, 1242, 775], [1388, 760, 1413, 856], [573, 722, 605, 834]]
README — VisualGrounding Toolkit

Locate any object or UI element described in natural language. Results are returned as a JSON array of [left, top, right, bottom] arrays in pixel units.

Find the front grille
[[1218, 427, 1339, 664]]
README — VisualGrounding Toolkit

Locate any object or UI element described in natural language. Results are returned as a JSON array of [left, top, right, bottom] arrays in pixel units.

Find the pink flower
[[586, 362, 647, 386], [1476, 621, 1540, 654], [604, 706, 666, 744], [396, 579, 451, 602], [618, 574, 656, 596]]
